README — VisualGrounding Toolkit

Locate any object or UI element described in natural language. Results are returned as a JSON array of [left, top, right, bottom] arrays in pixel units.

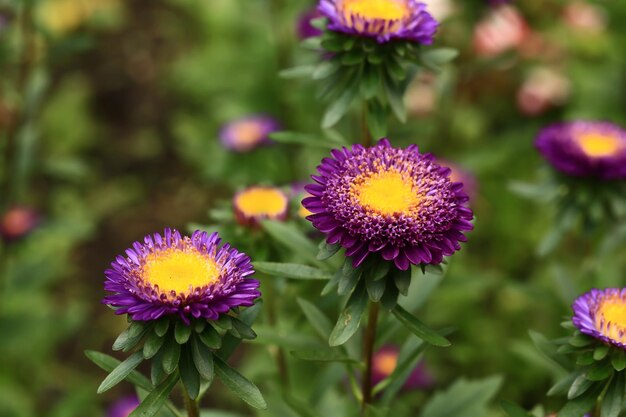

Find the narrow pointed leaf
[[113, 322, 149, 352], [392, 305, 450, 347], [191, 336, 214, 383], [214, 356, 267, 410], [601, 372, 624, 417], [198, 326, 222, 349], [297, 298, 333, 340], [329, 284, 368, 346], [128, 372, 179, 417], [254, 262, 332, 280], [179, 348, 200, 400], [97, 351, 144, 394], [85, 350, 151, 392]]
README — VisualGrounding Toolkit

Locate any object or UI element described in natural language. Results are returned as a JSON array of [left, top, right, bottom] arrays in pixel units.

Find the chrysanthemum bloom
[[535, 121, 626, 180], [0, 206, 40, 241], [572, 288, 626, 349], [103, 229, 260, 324], [233, 186, 289, 226], [318, 0, 438, 44], [303, 139, 473, 270], [372, 345, 434, 389], [437, 159, 478, 201], [473, 5, 528, 56], [297, 8, 323, 39], [219, 115, 280, 153], [107, 395, 139, 417]]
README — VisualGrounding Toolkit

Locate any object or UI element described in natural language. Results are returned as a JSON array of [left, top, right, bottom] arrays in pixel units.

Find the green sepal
[[360, 67, 381, 100], [567, 372, 593, 399], [365, 272, 386, 302], [313, 60, 341, 81], [317, 240, 341, 260], [154, 320, 170, 337], [557, 382, 604, 417], [198, 325, 222, 349], [151, 347, 166, 386], [143, 331, 165, 359], [329, 282, 368, 347], [365, 98, 387, 139], [179, 347, 200, 400], [338, 259, 363, 296], [587, 361, 613, 381], [113, 321, 150, 352], [576, 350, 595, 366], [340, 49, 364, 66], [392, 268, 411, 296], [161, 337, 181, 375], [214, 356, 267, 410], [175, 321, 192, 344], [569, 334, 594, 347], [380, 279, 399, 311], [594, 345, 610, 361], [191, 335, 214, 383], [194, 320, 206, 333], [611, 350, 626, 371], [231, 317, 257, 340], [213, 315, 233, 330]]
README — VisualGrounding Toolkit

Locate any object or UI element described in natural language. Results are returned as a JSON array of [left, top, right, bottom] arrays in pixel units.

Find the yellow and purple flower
[[535, 121, 626, 180], [372, 345, 434, 389], [303, 139, 473, 270], [573, 288, 626, 349], [103, 229, 260, 324], [219, 115, 280, 153], [318, 0, 438, 44], [107, 395, 139, 417], [233, 186, 289, 226]]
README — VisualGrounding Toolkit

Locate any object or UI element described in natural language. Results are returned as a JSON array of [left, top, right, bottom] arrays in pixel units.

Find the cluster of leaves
[[87, 305, 266, 417]]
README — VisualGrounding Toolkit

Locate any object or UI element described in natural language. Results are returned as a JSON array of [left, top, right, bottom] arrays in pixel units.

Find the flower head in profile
[[107, 395, 139, 417], [535, 121, 626, 179], [103, 229, 260, 324], [573, 288, 626, 349], [372, 345, 434, 389], [0, 206, 40, 242], [303, 139, 473, 270], [219, 115, 280, 153], [318, 0, 438, 44], [233, 186, 289, 226]]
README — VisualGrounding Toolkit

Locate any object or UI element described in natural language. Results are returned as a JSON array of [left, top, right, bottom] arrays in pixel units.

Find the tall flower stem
[[360, 301, 380, 415], [263, 278, 290, 389], [183, 387, 200, 417]]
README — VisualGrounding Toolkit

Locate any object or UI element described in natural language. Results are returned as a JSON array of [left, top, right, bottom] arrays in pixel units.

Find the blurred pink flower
[[563, 1, 607, 34], [517, 67, 570, 116], [473, 5, 528, 56], [0, 206, 40, 242]]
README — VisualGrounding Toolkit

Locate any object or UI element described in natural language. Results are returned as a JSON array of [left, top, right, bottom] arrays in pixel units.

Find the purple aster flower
[[0, 206, 40, 242], [219, 115, 280, 153], [233, 186, 289, 226], [303, 139, 473, 270], [573, 288, 626, 349], [297, 8, 323, 39], [372, 345, 434, 390], [535, 121, 626, 180], [318, 0, 439, 44], [103, 229, 260, 324], [107, 395, 139, 417]]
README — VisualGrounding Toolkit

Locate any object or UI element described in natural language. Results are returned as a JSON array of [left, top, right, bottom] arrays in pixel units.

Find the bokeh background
[[1, 0, 626, 416]]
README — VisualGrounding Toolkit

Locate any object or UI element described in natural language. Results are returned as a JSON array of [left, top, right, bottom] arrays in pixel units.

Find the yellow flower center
[[142, 249, 220, 295], [342, 0, 409, 21], [576, 133, 622, 158], [595, 296, 626, 344], [231, 121, 265, 147], [235, 187, 288, 217], [374, 352, 398, 376], [352, 170, 420, 216]]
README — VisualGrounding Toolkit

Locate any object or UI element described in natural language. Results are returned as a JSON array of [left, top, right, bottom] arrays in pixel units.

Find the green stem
[[360, 301, 380, 415], [182, 387, 200, 417], [264, 277, 290, 389]]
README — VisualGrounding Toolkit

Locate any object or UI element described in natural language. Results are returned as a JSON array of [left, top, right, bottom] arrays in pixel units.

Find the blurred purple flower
[[107, 396, 139, 417], [372, 345, 434, 390], [219, 115, 280, 153], [297, 8, 323, 39]]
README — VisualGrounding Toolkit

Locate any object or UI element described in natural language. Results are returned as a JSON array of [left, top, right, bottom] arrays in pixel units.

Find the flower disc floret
[[535, 121, 626, 179], [103, 229, 260, 324], [303, 139, 473, 270], [318, 0, 438, 44], [573, 288, 626, 349]]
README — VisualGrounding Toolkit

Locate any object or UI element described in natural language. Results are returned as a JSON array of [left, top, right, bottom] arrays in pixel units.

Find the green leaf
[[151, 348, 166, 386], [601, 372, 624, 417], [194, 320, 206, 333], [213, 315, 232, 330], [568, 373, 594, 399], [365, 272, 386, 302], [380, 279, 399, 311], [191, 336, 214, 383], [366, 99, 388, 140], [419, 376, 502, 417], [278, 65, 315, 79], [365, 404, 389, 417], [313, 60, 341, 80], [198, 325, 222, 349], [214, 356, 267, 410], [321, 83, 359, 128], [338, 259, 362, 296], [420, 48, 458, 71], [218, 302, 262, 360], [128, 372, 179, 417], [594, 345, 610, 361], [587, 362, 613, 381], [269, 131, 342, 149], [317, 240, 341, 260], [162, 338, 181, 375], [383, 74, 406, 123], [611, 350, 626, 371], [261, 220, 321, 265], [155, 320, 170, 338], [329, 283, 368, 346], [557, 383, 603, 417], [297, 298, 333, 340], [97, 351, 144, 394], [113, 321, 149, 352], [175, 321, 192, 344], [392, 305, 450, 347], [290, 348, 358, 363], [231, 317, 257, 340], [360, 67, 381, 100], [143, 331, 165, 359], [254, 262, 333, 280], [569, 334, 593, 347], [501, 401, 531, 417], [85, 350, 152, 392], [321, 270, 342, 296], [179, 348, 200, 400], [548, 371, 581, 397]]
